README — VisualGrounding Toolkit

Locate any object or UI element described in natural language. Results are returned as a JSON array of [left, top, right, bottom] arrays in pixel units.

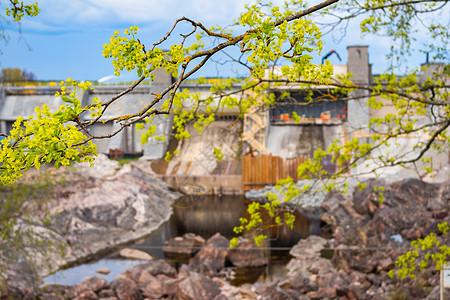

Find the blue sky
[[0, 0, 441, 82]]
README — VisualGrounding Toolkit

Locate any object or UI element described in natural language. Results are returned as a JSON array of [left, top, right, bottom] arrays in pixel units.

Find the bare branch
[[391, 118, 450, 166]]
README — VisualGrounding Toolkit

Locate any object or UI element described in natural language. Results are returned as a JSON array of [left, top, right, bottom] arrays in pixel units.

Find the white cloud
[[2, 0, 444, 79], [17, 0, 250, 33]]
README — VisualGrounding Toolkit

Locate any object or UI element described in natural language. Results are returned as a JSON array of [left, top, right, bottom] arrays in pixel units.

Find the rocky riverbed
[[43, 178, 449, 300], [1, 158, 449, 299], [0, 155, 181, 298]]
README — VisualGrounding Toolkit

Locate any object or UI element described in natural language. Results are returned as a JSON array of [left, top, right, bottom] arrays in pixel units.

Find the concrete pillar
[[347, 46, 370, 84], [346, 46, 372, 175], [346, 46, 371, 132]]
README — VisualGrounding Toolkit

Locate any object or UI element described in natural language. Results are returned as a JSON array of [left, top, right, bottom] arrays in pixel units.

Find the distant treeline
[[1, 68, 36, 82]]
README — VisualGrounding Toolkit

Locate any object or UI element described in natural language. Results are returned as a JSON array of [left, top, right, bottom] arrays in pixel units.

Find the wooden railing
[[241, 154, 308, 192]]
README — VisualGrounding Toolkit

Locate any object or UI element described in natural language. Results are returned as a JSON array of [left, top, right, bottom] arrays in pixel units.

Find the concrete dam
[[0, 79, 352, 195], [2, 46, 445, 193]]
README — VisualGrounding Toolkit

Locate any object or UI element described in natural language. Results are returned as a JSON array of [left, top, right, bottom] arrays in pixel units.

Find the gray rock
[[163, 233, 205, 260], [97, 289, 116, 298], [189, 233, 229, 276], [289, 235, 328, 258], [227, 238, 267, 268], [95, 268, 111, 275], [0, 155, 181, 298], [42, 160, 181, 276], [119, 248, 152, 261], [115, 205, 137, 230], [79, 276, 109, 293], [129, 259, 177, 279], [110, 277, 141, 300], [245, 178, 359, 211], [177, 272, 220, 300], [76, 154, 121, 179]]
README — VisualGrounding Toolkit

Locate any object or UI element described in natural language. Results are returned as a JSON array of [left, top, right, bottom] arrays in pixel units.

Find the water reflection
[[131, 195, 245, 260], [45, 194, 320, 286], [134, 195, 316, 253], [171, 195, 245, 238], [133, 194, 319, 285]]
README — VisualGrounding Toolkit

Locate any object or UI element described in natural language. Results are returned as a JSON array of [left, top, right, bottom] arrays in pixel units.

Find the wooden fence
[[241, 154, 308, 192]]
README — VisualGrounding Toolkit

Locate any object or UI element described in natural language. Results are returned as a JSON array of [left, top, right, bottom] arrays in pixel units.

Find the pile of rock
[[279, 178, 450, 299], [38, 233, 269, 300], [36, 178, 450, 299], [163, 233, 206, 260], [4, 173, 449, 299]]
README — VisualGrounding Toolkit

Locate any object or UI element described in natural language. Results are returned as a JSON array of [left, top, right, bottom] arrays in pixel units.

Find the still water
[[45, 195, 319, 286]]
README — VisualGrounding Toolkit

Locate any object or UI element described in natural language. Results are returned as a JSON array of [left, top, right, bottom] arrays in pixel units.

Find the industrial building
[[0, 45, 448, 192]]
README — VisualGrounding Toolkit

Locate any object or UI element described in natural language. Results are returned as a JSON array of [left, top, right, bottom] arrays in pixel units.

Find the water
[[45, 259, 143, 285], [45, 195, 319, 286]]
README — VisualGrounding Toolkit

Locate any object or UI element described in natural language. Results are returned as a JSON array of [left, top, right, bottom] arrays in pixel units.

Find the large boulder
[[177, 272, 220, 300], [282, 236, 333, 295], [189, 233, 229, 276], [45, 157, 181, 273], [227, 238, 267, 268], [3, 157, 181, 299], [110, 277, 141, 300], [126, 260, 177, 282], [163, 233, 205, 260], [119, 261, 180, 299]]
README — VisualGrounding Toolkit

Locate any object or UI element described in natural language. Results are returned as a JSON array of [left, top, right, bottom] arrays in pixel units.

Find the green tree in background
[[1, 67, 35, 82], [0, 0, 449, 287]]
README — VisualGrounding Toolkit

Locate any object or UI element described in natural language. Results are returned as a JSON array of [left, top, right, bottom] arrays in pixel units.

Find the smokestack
[[347, 46, 370, 84]]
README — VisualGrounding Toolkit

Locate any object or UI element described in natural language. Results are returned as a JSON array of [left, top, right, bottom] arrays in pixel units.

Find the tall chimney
[[347, 46, 370, 84]]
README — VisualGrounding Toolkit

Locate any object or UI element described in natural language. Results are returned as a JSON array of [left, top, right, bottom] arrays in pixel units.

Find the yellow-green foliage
[[389, 222, 450, 279], [214, 147, 224, 162], [231, 177, 298, 247], [5, 1, 39, 21], [0, 79, 98, 185]]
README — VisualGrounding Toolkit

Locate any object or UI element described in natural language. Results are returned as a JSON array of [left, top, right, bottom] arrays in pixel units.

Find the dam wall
[[0, 82, 173, 159]]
